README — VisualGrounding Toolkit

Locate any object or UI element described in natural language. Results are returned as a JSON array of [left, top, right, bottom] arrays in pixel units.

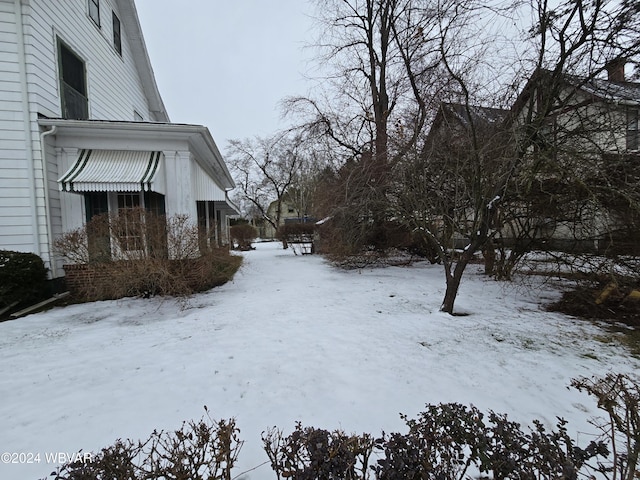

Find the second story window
[[88, 0, 100, 27], [627, 108, 639, 151], [112, 12, 122, 55], [58, 40, 88, 120]]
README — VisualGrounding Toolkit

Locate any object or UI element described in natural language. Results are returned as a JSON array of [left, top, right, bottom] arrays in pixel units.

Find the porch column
[[163, 150, 195, 219]]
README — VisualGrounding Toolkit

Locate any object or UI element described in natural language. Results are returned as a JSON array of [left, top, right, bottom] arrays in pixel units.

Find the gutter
[[40, 125, 58, 278]]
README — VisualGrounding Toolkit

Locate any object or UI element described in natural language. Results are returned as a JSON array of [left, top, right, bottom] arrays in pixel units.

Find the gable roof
[[116, 0, 169, 122], [565, 74, 640, 106], [428, 102, 509, 138], [511, 68, 640, 117]]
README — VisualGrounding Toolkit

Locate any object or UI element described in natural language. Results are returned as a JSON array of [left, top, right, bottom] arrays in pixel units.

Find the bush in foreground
[[47, 410, 242, 480], [43, 376, 639, 479]]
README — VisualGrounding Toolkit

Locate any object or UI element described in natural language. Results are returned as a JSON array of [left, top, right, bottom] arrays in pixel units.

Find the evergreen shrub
[[0, 250, 48, 309]]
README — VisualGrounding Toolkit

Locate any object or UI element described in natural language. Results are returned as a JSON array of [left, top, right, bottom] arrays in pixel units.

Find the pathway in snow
[[1, 241, 638, 479]]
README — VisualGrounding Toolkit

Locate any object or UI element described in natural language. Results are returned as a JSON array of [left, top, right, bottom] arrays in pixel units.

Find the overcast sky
[[135, 0, 319, 153]]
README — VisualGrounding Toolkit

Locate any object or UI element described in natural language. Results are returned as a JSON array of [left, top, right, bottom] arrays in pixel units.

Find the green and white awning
[[58, 149, 162, 192]]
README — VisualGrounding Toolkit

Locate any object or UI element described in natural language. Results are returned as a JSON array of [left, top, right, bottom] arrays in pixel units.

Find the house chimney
[[606, 58, 626, 82]]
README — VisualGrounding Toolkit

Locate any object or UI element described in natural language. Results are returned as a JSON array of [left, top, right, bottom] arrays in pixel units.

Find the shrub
[[54, 210, 241, 302], [47, 411, 242, 480], [277, 223, 316, 254], [375, 404, 607, 480], [40, 375, 640, 480], [263, 423, 375, 480], [61, 249, 241, 302], [276, 222, 315, 241], [264, 403, 608, 480], [230, 224, 258, 250], [0, 250, 48, 309]]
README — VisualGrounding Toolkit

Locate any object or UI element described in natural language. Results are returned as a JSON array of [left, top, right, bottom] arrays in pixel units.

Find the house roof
[[564, 73, 640, 106], [441, 103, 509, 128], [116, 0, 169, 122], [427, 102, 509, 138], [511, 68, 640, 117]]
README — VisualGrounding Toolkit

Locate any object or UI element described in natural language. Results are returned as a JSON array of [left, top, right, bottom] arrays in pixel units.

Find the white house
[[509, 61, 640, 251], [0, 0, 238, 279]]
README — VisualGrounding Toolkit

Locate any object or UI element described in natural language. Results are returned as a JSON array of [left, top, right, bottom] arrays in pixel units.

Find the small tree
[[227, 132, 307, 246]]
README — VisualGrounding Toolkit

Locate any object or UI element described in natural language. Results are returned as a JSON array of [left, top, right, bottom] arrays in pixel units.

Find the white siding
[[0, 1, 34, 253], [24, 0, 154, 121]]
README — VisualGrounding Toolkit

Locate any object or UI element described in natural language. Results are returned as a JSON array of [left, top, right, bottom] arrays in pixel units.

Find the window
[[58, 40, 88, 120], [88, 0, 100, 27], [112, 11, 122, 55], [144, 192, 167, 257], [627, 108, 639, 151], [117, 193, 143, 251], [84, 193, 111, 262]]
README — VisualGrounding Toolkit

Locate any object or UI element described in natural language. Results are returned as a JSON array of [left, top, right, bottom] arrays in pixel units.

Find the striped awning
[[58, 149, 161, 192]]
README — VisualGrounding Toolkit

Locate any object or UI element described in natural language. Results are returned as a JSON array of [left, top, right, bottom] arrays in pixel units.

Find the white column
[[163, 150, 195, 218]]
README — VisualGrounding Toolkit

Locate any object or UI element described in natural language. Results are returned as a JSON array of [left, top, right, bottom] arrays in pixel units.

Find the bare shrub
[[230, 224, 258, 250], [47, 411, 242, 480], [263, 403, 608, 480], [571, 374, 640, 480], [54, 210, 241, 301]]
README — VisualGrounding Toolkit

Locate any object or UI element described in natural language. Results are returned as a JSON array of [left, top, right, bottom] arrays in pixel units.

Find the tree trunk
[[440, 252, 473, 314], [440, 271, 462, 314]]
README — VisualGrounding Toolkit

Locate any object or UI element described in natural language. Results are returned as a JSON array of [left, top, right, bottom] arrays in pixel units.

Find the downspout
[[40, 126, 58, 278], [14, 0, 41, 256]]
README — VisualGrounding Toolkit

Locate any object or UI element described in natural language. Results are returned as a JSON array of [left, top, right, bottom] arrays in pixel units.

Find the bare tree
[[282, 0, 639, 314], [286, 0, 449, 254], [227, 132, 304, 240], [396, 0, 640, 313]]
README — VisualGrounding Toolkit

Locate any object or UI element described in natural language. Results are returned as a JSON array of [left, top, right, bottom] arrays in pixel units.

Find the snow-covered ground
[[1, 241, 638, 479]]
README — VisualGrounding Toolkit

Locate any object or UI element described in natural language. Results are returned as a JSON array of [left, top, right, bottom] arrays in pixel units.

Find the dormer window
[[88, 0, 100, 27], [627, 108, 639, 151]]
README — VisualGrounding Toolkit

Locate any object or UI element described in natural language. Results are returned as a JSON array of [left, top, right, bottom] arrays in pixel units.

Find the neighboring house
[[263, 198, 304, 239], [422, 61, 640, 253], [509, 61, 640, 251], [422, 102, 510, 248], [0, 0, 238, 279]]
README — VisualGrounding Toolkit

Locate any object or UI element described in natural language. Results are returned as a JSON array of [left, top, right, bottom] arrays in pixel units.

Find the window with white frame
[[117, 193, 143, 251], [88, 0, 100, 27]]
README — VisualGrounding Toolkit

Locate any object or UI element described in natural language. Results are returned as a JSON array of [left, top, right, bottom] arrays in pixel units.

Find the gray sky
[[135, 0, 318, 152]]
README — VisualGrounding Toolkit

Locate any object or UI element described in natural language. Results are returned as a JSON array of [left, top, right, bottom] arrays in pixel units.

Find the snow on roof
[[568, 75, 640, 105]]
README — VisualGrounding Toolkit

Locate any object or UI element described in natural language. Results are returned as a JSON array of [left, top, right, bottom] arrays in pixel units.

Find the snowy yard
[[1, 241, 638, 479]]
